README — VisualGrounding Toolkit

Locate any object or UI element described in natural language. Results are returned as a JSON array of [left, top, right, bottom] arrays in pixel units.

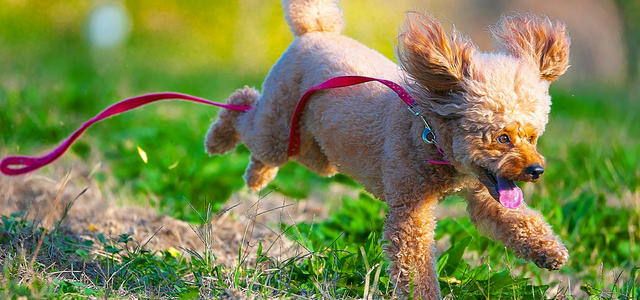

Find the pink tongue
[[497, 177, 523, 208]]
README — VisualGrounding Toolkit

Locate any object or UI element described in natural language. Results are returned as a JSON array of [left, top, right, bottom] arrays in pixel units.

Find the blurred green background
[[1, 0, 640, 294]]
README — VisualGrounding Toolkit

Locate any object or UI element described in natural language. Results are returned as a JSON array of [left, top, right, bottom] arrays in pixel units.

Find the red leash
[[288, 76, 449, 164], [288, 76, 414, 156], [0, 93, 252, 175], [1, 77, 448, 176]]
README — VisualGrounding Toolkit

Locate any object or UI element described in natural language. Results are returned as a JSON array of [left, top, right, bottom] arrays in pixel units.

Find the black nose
[[525, 164, 544, 180]]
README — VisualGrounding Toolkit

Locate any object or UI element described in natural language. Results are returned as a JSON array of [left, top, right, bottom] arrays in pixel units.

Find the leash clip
[[422, 126, 436, 145], [408, 106, 436, 145]]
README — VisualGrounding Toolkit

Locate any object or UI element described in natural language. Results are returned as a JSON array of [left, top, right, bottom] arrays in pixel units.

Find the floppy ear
[[491, 12, 571, 82], [397, 12, 476, 95]]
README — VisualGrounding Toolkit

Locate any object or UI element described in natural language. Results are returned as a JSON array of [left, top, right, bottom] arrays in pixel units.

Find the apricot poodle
[[205, 0, 570, 298]]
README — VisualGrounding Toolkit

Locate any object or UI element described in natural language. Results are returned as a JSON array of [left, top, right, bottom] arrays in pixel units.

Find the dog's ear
[[491, 12, 571, 82], [397, 12, 476, 95]]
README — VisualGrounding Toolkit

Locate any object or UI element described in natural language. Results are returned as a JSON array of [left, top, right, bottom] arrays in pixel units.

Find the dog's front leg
[[383, 196, 440, 299], [464, 187, 568, 270]]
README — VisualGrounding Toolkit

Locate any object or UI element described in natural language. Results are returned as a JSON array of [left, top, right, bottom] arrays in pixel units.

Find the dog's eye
[[497, 134, 510, 144], [528, 136, 534, 143]]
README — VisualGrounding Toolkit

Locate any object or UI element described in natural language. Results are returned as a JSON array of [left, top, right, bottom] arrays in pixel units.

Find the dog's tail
[[283, 0, 344, 37], [205, 86, 260, 156]]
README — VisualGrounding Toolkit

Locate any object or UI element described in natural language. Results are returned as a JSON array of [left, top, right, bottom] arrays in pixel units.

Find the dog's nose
[[525, 164, 544, 180]]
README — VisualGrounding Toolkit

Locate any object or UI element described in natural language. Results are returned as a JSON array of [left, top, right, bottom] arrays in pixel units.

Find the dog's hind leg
[[205, 87, 281, 192], [205, 86, 260, 155], [244, 155, 279, 192], [292, 138, 337, 176]]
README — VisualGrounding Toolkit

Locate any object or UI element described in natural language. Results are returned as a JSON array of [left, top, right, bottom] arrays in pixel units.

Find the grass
[[2, 189, 639, 299], [2, 1, 640, 299]]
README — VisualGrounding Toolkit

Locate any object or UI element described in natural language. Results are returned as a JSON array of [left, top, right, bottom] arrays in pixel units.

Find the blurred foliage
[[0, 0, 409, 73], [612, 0, 640, 85]]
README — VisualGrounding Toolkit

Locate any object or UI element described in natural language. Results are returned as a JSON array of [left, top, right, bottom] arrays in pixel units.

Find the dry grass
[[0, 155, 354, 299]]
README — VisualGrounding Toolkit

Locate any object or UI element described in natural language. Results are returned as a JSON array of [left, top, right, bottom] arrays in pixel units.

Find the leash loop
[[287, 76, 449, 164]]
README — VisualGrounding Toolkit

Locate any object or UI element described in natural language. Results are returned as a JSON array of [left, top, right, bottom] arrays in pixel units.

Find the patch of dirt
[[0, 158, 335, 267]]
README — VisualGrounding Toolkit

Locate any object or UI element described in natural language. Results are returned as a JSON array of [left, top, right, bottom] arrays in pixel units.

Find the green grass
[[2, 191, 639, 299], [2, 1, 640, 299]]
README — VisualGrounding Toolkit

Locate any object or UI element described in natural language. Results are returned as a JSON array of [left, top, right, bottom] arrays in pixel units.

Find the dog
[[204, 0, 570, 298]]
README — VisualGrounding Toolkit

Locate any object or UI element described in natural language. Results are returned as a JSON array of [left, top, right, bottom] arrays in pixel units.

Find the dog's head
[[397, 12, 570, 208]]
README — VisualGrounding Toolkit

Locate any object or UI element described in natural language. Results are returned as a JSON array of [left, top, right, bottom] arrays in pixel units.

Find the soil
[[0, 159, 337, 267]]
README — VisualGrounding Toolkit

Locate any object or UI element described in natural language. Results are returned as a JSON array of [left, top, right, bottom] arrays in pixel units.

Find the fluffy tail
[[283, 0, 344, 37], [205, 86, 260, 155]]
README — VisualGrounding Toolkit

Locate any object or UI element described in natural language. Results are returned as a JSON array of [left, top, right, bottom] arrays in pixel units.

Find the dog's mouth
[[477, 168, 523, 209]]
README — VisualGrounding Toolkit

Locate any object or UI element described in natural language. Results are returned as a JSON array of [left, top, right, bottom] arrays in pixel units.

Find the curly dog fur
[[205, 0, 570, 298]]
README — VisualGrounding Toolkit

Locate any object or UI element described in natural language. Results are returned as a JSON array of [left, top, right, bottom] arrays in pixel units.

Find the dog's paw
[[243, 157, 279, 192], [532, 244, 568, 270]]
